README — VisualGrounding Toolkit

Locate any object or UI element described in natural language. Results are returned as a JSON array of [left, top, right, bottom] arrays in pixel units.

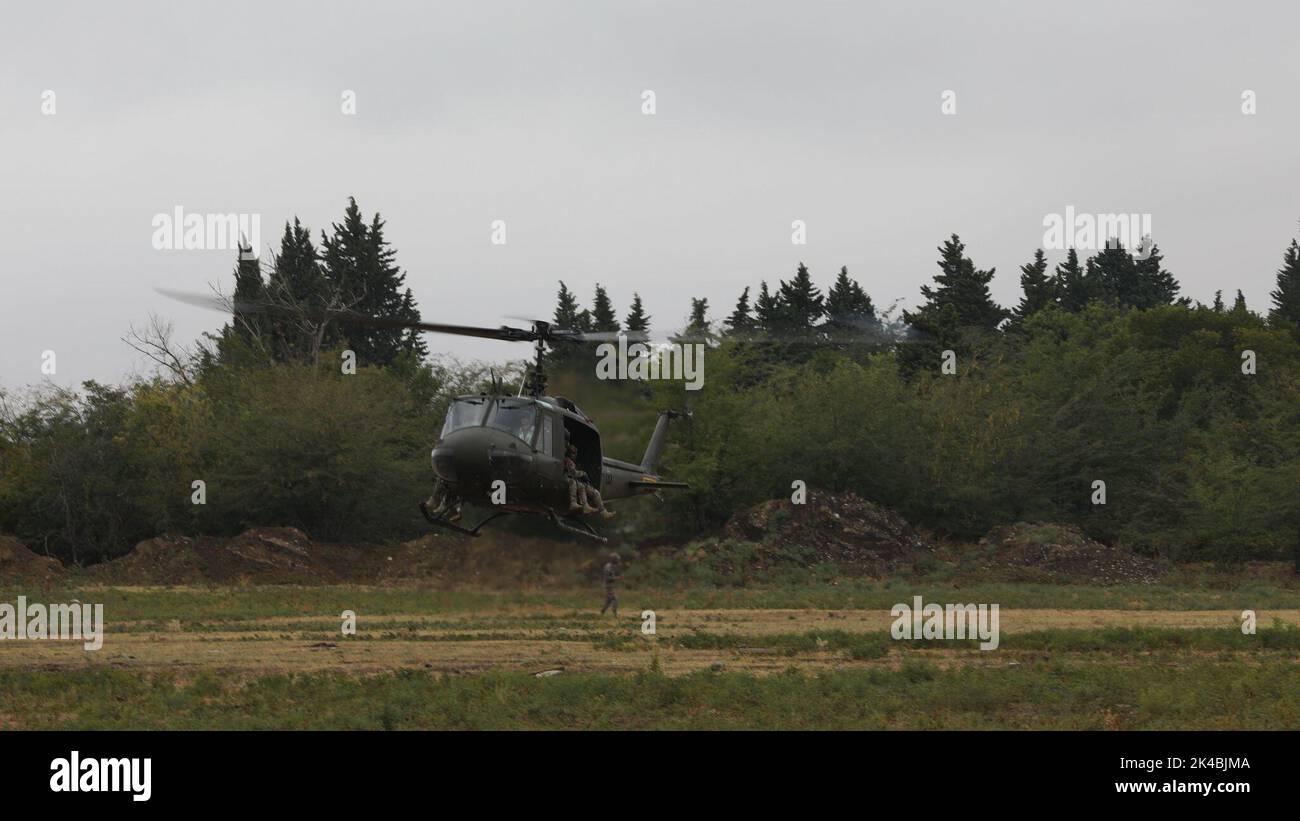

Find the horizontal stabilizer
[[628, 479, 689, 490]]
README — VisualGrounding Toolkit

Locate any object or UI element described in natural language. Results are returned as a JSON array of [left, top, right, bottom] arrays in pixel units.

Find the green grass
[[2, 581, 1296, 730], [3, 660, 1297, 729], [7, 580, 1299, 624], [665, 624, 1300, 656]]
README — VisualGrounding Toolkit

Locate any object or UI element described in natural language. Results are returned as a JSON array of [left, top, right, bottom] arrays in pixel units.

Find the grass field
[[2, 582, 1299, 729]]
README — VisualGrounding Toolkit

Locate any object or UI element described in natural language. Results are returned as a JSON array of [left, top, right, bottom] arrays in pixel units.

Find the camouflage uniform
[[564, 454, 591, 512], [567, 453, 613, 519]]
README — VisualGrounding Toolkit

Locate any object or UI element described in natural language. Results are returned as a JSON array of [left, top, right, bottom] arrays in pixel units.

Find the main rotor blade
[[501, 314, 550, 325], [566, 330, 649, 343], [155, 288, 535, 343], [322, 311, 534, 342], [155, 288, 229, 312], [664, 326, 924, 345]]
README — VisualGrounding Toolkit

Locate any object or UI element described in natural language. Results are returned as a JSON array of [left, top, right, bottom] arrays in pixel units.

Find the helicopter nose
[[487, 441, 534, 483], [432, 428, 533, 489], [431, 445, 459, 482], [432, 441, 488, 484]]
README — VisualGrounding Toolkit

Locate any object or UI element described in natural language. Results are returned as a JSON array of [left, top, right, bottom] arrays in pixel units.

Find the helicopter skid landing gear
[[547, 508, 609, 543], [419, 500, 511, 537]]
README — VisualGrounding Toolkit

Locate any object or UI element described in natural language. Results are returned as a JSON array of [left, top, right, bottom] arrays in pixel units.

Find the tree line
[[2, 198, 1298, 565], [546, 231, 1299, 364]]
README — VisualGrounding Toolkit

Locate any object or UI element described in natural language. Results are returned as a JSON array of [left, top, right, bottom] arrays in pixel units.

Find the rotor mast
[[526, 331, 548, 397]]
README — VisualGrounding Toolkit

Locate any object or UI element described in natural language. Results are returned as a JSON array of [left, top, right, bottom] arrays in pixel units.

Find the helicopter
[[159, 289, 689, 543], [409, 317, 690, 542]]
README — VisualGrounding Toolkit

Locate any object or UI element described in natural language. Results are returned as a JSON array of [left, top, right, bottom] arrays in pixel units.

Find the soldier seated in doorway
[[565, 444, 615, 520], [564, 444, 596, 514]]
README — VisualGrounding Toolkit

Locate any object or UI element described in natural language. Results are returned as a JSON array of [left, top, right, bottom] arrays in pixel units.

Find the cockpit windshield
[[440, 398, 487, 438], [486, 399, 537, 446]]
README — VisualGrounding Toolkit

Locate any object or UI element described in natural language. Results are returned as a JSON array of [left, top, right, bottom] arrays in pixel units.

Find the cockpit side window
[[541, 416, 553, 455], [486, 399, 538, 446], [440, 398, 487, 439]]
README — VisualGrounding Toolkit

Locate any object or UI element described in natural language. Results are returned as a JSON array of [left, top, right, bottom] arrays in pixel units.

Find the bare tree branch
[[122, 313, 195, 386]]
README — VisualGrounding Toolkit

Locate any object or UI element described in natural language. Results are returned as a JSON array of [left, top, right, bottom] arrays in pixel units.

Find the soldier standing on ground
[[601, 553, 622, 616]]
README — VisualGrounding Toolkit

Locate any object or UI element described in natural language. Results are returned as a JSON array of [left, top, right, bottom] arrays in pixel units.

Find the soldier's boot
[[585, 488, 613, 519], [426, 491, 448, 517]]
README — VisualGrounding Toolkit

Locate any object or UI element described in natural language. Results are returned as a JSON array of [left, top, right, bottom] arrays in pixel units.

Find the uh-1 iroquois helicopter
[[414, 319, 689, 542], [159, 288, 689, 543]]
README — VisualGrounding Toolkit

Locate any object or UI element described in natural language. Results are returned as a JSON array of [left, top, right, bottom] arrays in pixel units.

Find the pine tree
[[319, 197, 425, 366], [268, 219, 326, 305], [1132, 241, 1180, 308], [1212, 290, 1225, 313], [552, 281, 582, 328], [1011, 249, 1054, 323], [1079, 254, 1112, 308], [753, 280, 781, 332], [1083, 240, 1179, 311], [906, 235, 1005, 330], [620, 292, 651, 372], [231, 239, 266, 343], [396, 289, 429, 360], [774, 263, 825, 336], [549, 281, 585, 369], [1053, 248, 1089, 312], [1090, 243, 1137, 307], [214, 241, 271, 364], [899, 235, 1006, 375], [824, 266, 877, 339], [1231, 289, 1249, 316], [1270, 238, 1300, 327], [591, 284, 620, 332], [266, 218, 329, 361], [724, 286, 756, 336], [680, 297, 714, 342], [625, 293, 650, 337]]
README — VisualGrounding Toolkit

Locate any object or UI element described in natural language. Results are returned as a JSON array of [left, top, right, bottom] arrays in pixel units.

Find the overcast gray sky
[[3, 0, 1299, 390]]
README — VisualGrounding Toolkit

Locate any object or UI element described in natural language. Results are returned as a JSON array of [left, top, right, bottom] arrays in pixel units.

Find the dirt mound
[[89, 534, 209, 584], [0, 534, 65, 585], [85, 526, 597, 586], [971, 522, 1166, 585], [89, 527, 354, 585], [695, 490, 935, 578], [216, 527, 318, 579]]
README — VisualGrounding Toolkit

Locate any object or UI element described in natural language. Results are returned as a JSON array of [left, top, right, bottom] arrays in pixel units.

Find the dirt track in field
[[1, 607, 1294, 677]]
